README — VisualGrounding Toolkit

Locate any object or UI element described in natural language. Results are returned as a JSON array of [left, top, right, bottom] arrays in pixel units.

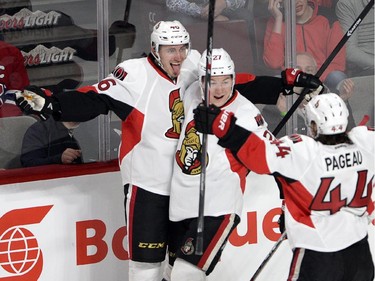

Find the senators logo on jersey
[[175, 121, 206, 175], [255, 113, 265, 126], [181, 237, 194, 255], [112, 66, 127, 81], [165, 89, 184, 139]]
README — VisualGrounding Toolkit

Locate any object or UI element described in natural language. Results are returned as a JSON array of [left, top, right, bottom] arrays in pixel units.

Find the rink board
[[0, 162, 373, 281]]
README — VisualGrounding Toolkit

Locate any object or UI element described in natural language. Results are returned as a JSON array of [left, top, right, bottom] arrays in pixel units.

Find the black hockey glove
[[281, 68, 323, 95], [16, 86, 60, 119], [193, 104, 236, 139]]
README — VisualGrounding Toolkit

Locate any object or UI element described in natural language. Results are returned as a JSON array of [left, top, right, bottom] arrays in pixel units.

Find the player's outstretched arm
[[281, 68, 324, 101], [234, 69, 323, 106], [15, 86, 61, 119]]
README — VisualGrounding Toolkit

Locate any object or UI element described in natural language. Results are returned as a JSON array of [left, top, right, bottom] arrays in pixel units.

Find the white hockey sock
[[171, 258, 206, 281], [128, 260, 161, 281]]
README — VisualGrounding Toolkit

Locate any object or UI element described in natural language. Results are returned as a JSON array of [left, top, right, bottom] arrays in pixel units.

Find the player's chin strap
[[272, 0, 374, 137]]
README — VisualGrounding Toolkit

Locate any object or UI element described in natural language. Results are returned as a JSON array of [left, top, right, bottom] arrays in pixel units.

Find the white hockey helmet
[[305, 93, 349, 135], [198, 48, 235, 78], [199, 48, 235, 98], [151, 20, 191, 62]]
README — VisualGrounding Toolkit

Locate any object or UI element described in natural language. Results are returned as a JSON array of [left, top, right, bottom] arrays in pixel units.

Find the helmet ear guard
[[304, 93, 349, 136]]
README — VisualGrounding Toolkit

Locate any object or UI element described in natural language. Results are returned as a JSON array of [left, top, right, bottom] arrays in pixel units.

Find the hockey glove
[[281, 68, 323, 96], [16, 86, 59, 117], [193, 104, 236, 139]]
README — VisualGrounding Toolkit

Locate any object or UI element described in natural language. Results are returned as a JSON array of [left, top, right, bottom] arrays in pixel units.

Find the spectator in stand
[[21, 118, 82, 167], [166, 0, 256, 65], [0, 40, 30, 118], [263, 0, 347, 91], [166, 0, 248, 22], [336, 0, 374, 77]]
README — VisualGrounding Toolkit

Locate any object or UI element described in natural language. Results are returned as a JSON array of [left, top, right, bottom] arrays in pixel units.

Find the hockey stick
[[272, 0, 374, 136], [249, 231, 287, 281], [196, 0, 216, 256]]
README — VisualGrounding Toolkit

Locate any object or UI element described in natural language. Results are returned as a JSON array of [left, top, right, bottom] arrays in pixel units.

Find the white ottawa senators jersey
[[92, 50, 200, 195], [169, 81, 270, 221], [239, 126, 374, 252]]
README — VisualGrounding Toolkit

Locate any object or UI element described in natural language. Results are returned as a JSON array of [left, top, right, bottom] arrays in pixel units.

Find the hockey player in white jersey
[[15, 20, 324, 281], [168, 48, 273, 280], [193, 93, 374, 281], [16, 20, 200, 281]]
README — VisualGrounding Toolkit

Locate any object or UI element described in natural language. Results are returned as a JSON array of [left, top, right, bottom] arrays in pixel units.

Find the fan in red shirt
[[263, 0, 346, 90]]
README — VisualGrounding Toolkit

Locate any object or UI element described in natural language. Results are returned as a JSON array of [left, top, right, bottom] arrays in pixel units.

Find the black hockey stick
[[196, 0, 216, 256], [272, 0, 374, 136], [249, 231, 287, 281]]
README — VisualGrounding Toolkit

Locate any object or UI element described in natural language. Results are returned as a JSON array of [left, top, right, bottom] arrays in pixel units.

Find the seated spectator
[[21, 117, 82, 167], [166, 0, 248, 21], [263, 0, 347, 90], [166, 0, 255, 65], [336, 0, 374, 77], [0, 40, 30, 118]]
